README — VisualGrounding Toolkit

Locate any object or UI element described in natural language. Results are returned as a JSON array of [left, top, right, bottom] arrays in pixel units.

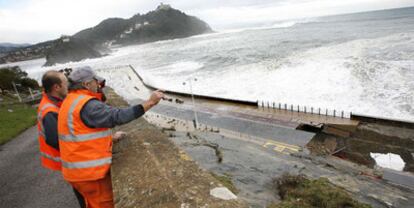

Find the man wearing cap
[[58, 66, 164, 208], [37, 70, 85, 208]]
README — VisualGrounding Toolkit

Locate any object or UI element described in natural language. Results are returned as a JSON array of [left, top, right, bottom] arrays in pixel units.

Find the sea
[[2, 6, 414, 121]]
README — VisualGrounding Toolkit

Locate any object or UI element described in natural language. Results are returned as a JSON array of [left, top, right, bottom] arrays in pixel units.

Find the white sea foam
[[270, 21, 297, 28], [218, 21, 298, 34], [3, 29, 413, 121], [139, 32, 414, 120], [370, 153, 405, 171], [0, 58, 46, 81], [152, 61, 204, 74]]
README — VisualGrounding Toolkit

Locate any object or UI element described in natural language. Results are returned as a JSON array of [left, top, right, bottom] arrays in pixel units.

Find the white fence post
[[28, 87, 34, 100], [12, 81, 22, 102]]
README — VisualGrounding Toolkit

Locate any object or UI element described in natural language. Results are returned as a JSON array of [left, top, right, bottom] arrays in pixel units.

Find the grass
[[210, 172, 239, 194], [0, 102, 37, 145], [268, 174, 372, 208], [0, 94, 19, 103]]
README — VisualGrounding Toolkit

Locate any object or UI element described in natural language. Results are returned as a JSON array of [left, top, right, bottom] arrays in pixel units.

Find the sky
[[0, 0, 414, 44]]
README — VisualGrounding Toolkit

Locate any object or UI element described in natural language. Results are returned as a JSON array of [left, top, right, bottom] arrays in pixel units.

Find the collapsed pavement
[[105, 89, 248, 208], [99, 66, 414, 207], [105, 88, 414, 207]]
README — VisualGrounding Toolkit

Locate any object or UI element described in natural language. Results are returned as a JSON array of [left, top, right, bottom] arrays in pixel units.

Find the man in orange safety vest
[[37, 70, 85, 207], [58, 66, 164, 208]]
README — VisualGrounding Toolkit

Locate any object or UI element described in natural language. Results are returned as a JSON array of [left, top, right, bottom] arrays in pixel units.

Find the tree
[[0, 66, 39, 93]]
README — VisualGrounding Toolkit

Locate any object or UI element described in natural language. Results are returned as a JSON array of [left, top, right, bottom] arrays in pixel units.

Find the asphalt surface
[[0, 126, 79, 208], [131, 98, 315, 147]]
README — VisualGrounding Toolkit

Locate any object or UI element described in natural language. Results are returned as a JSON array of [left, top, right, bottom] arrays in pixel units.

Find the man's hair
[[41, 70, 62, 93], [68, 79, 85, 91]]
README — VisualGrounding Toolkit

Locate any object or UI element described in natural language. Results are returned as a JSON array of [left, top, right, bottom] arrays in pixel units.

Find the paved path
[[0, 126, 78, 208], [132, 98, 315, 147]]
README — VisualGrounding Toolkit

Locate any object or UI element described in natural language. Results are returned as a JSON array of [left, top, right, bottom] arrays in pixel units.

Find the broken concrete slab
[[103, 87, 414, 208], [105, 89, 248, 208], [210, 187, 237, 200]]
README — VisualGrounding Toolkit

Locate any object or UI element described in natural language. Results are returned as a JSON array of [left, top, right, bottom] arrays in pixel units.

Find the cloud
[[0, 0, 413, 44], [0, 0, 158, 43], [189, 0, 414, 29]]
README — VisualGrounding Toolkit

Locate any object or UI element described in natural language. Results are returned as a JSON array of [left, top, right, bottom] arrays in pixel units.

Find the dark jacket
[[80, 99, 145, 128], [42, 95, 62, 150], [43, 95, 144, 150]]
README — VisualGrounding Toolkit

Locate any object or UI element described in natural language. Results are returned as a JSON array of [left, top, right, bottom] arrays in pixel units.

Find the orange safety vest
[[37, 93, 62, 171], [58, 89, 112, 182]]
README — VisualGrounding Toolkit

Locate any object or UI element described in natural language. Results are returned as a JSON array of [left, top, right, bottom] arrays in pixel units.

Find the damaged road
[[98, 66, 414, 208]]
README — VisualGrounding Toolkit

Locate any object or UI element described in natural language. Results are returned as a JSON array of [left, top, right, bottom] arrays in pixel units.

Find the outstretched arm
[[80, 90, 164, 128]]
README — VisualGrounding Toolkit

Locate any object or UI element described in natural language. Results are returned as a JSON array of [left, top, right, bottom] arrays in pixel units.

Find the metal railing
[[257, 100, 351, 119]]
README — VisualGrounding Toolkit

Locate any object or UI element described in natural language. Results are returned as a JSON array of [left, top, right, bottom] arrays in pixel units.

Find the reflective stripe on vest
[[62, 157, 112, 169], [40, 152, 61, 162], [58, 95, 112, 142], [37, 98, 61, 171], [59, 129, 112, 142], [59, 93, 113, 177], [38, 130, 45, 138], [68, 95, 85, 135], [37, 103, 58, 137]]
